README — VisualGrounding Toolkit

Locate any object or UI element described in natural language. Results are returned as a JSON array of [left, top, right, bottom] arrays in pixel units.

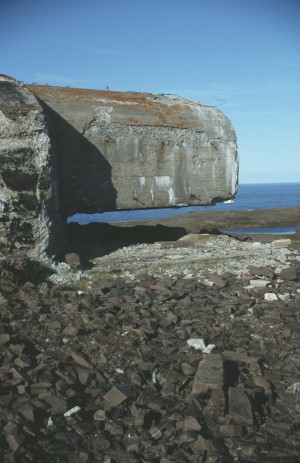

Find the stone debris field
[[0, 233, 300, 462]]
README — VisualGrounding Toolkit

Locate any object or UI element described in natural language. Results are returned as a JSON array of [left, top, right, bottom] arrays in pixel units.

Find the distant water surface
[[223, 226, 300, 235], [68, 182, 300, 225]]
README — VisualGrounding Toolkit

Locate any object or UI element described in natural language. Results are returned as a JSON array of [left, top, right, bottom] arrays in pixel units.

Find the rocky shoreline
[[1, 207, 300, 462]]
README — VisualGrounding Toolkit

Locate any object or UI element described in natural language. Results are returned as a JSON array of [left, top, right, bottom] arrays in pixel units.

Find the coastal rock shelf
[[0, 74, 238, 259]]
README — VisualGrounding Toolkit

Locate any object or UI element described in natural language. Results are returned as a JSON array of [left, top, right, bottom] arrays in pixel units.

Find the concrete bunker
[[0, 75, 238, 260]]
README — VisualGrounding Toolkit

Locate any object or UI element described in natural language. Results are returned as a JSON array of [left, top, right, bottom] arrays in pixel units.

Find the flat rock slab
[[228, 387, 253, 426], [192, 354, 223, 396]]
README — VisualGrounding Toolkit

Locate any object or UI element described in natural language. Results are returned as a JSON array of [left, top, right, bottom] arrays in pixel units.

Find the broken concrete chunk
[[278, 293, 290, 302], [264, 292, 278, 302], [93, 409, 106, 421], [187, 338, 215, 353], [64, 405, 81, 417], [250, 279, 271, 287], [271, 239, 292, 248]]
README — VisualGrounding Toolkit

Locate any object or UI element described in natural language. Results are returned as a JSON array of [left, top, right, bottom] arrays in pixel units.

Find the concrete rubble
[[0, 230, 300, 462]]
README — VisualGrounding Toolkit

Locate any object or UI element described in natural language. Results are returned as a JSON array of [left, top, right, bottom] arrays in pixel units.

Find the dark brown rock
[[192, 354, 223, 396], [228, 387, 253, 426], [1, 250, 300, 461], [0, 333, 10, 344], [209, 274, 228, 288], [68, 349, 92, 368], [65, 252, 81, 269], [103, 386, 130, 407], [250, 266, 275, 279], [280, 266, 298, 281]]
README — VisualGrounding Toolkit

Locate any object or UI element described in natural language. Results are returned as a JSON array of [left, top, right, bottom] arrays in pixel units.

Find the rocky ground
[[1, 207, 300, 462]]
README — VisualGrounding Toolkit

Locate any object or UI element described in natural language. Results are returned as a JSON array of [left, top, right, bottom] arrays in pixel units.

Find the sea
[[69, 182, 300, 234]]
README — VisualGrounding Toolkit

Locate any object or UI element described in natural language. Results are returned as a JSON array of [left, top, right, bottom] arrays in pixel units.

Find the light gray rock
[[250, 279, 271, 287], [264, 292, 278, 302], [271, 239, 292, 248]]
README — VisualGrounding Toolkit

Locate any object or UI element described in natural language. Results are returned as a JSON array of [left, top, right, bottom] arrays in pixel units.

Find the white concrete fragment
[[166, 254, 185, 260], [250, 279, 271, 287], [187, 338, 215, 353], [286, 383, 300, 394], [278, 293, 291, 302], [271, 239, 292, 248], [264, 293, 278, 302], [64, 406, 81, 417], [152, 370, 157, 384], [47, 417, 54, 427], [93, 410, 106, 421]]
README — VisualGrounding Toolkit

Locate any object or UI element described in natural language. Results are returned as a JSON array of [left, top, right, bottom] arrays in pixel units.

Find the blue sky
[[1, 0, 300, 184]]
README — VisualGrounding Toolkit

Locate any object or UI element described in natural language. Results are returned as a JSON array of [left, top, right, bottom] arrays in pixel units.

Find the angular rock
[[250, 267, 274, 279], [228, 387, 253, 426], [250, 279, 271, 287], [209, 274, 228, 288], [192, 354, 223, 396], [218, 424, 243, 438], [68, 349, 92, 368], [271, 239, 292, 248], [183, 415, 202, 432], [264, 292, 278, 302], [3, 421, 24, 452], [65, 252, 81, 269], [280, 266, 298, 281], [187, 338, 215, 353], [103, 386, 130, 407]]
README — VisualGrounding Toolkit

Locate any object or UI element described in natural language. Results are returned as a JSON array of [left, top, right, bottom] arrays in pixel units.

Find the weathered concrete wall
[[0, 75, 238, 259], [0, 75, 59, 259], [27, 84, 238, 215]]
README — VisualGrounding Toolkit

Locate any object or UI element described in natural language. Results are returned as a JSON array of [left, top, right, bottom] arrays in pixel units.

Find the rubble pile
[[0, 243, 300, 462]]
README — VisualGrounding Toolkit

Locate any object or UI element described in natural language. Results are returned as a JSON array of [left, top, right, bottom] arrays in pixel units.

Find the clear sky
[[1, 0, 300, 184]]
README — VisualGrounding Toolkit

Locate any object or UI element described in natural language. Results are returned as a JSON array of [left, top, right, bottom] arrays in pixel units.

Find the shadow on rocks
[[66, 222, 189, 269], [0, 254, 55, 286]]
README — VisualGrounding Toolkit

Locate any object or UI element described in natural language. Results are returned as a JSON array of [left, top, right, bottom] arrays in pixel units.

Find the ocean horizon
[[68, 182, 300, 225]]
